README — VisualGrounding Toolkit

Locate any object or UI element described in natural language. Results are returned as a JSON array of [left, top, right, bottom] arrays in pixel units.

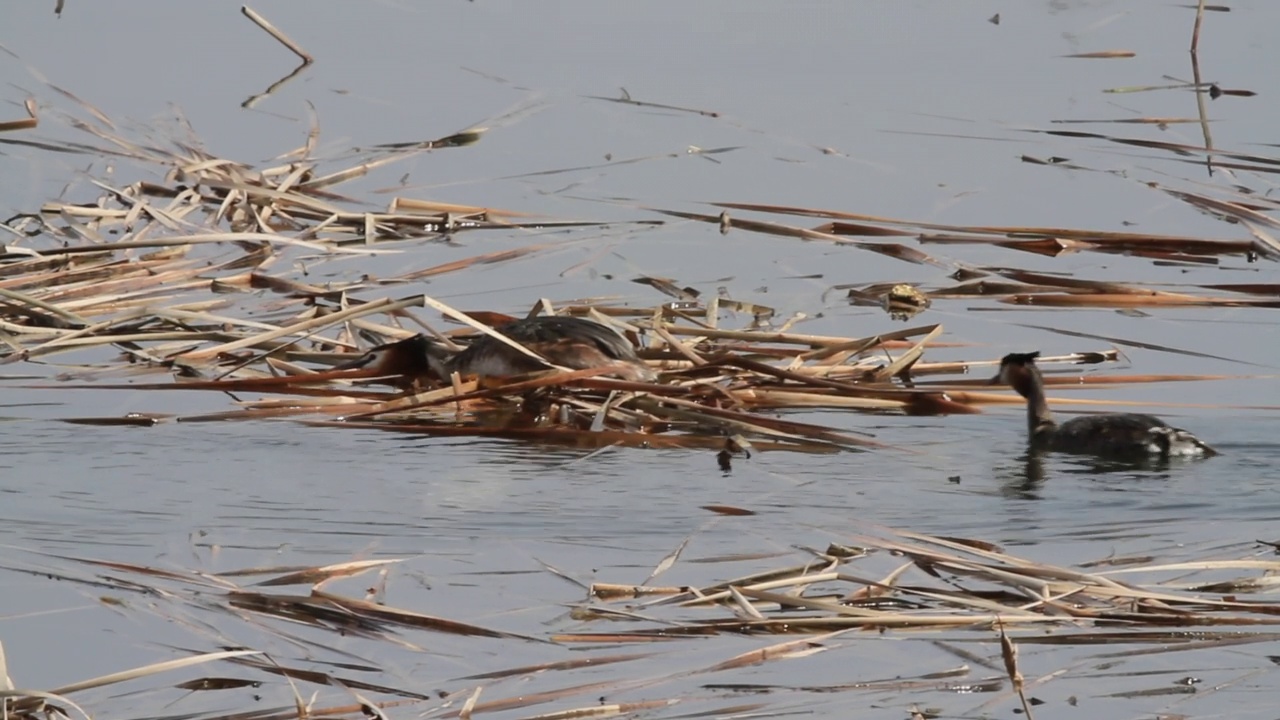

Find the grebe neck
[[1008, 362, 1057, 442]]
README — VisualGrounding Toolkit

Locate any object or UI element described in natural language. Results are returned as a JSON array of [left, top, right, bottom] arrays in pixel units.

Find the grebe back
[[452, 316, 655, 382], [339, 316, 655, 383]]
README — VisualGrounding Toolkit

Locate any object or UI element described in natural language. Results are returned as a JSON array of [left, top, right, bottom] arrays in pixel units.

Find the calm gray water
[[3, 2, 1280, 719]]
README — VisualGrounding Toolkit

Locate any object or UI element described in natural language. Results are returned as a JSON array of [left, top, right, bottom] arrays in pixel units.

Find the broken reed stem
[[177, 295, 424, 362], [0, 98, 38, 132], [1190, 0, 1206, 53], [1189, 0, 1214, 175], [997, 618, 1034, 720], [241, 5, 314, 64]]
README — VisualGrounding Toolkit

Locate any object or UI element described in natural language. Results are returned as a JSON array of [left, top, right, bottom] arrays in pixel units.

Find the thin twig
[[241, 6, 314, 64]]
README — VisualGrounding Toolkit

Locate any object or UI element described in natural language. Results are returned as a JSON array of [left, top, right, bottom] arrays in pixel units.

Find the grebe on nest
[[340, 316, 656, 383], [994, 352, 1217, 459]]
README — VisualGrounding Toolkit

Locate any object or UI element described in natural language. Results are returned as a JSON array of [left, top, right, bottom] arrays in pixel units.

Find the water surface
[[3, 2, 1279, 719]]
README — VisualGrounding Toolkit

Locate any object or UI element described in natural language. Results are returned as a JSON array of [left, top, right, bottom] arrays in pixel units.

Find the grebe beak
[[334, 347, 386, 371]]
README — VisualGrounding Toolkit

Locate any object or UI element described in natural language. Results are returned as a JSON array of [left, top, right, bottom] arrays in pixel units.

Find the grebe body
[[995, 352, 1217, 459], [340, 316, 655, 383], [451, 316, 655, 382]]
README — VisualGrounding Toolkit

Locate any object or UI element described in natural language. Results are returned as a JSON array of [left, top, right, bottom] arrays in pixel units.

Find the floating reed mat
[[0, 265, 1239, 451], [5, 300, 957, 450], [6, 287, 1237, 451], [0, 96, 1258, 452], [5, 526, 1280, 720], [564, 525, 1280, 642], [0, 91, 647, 353]]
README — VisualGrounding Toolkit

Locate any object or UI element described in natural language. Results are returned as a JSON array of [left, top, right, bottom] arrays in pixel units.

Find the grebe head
[[992, 351, 1058, 443], [992, 351, 1042, 398], [336, 334, 453, 382]]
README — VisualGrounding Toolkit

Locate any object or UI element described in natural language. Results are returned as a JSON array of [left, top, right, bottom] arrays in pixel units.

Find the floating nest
[[3, 100, 1252, 455]]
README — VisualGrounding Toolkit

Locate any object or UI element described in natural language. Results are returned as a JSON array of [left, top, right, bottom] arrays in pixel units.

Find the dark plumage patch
[[451, 316, 655, 382]]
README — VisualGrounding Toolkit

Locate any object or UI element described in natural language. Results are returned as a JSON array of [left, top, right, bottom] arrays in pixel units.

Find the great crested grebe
[[339, 316, 656, 383], [994, 352, 1217, 459]]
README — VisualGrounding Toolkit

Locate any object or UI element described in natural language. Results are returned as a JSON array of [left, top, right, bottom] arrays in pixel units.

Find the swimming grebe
[[994, 352, 1217, 459], [339, 316, 656, 383]]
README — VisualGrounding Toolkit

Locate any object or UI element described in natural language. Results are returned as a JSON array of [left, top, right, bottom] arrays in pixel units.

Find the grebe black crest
[[994, 352, 1217, 459]]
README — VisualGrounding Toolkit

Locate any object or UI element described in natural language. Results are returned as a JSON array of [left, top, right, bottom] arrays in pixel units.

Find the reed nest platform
[[3, 100, 1264, 454]]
